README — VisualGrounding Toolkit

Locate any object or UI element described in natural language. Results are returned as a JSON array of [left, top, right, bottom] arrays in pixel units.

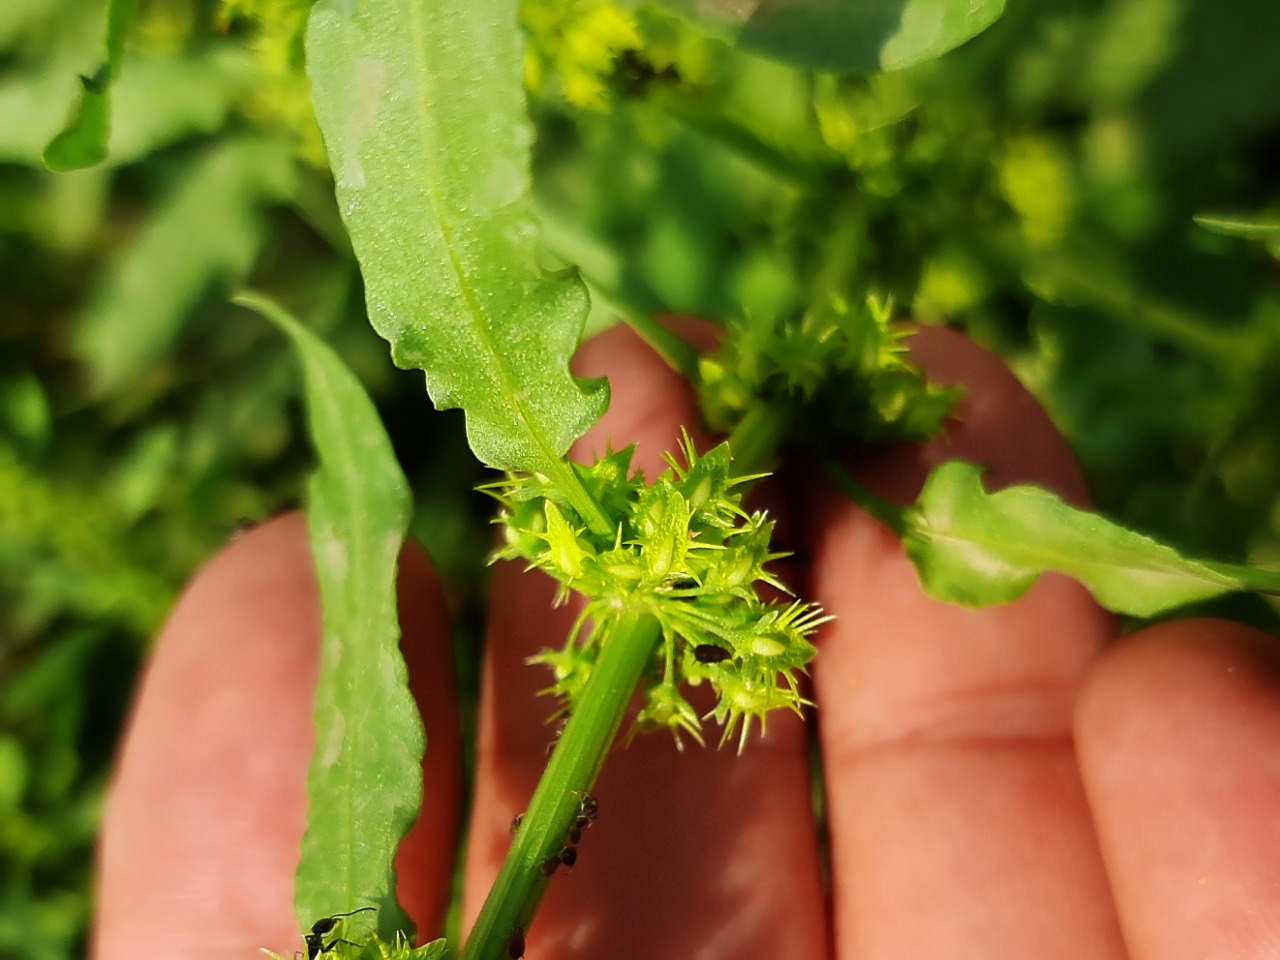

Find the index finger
[[803, 327, 1125, 958], [93, 514, 462, 958]]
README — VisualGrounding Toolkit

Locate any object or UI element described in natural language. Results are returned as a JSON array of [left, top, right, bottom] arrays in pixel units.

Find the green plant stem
[[548, 458, 612, 537], [818, 454, 906, 535], [725, 400, 793, 478], [652, 90, 837, 189], [616, 309, 705, 385], [984, 234, 1259, 370], [461, 609, 661, 960], [1047, 255, 1255, 367]]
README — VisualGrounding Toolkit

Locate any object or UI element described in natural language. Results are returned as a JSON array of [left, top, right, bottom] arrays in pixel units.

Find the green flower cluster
[[519, 0, 642, 111], [697, 295, 962, 448], [488, 435, 826, 752], [217, 0, 328, 166], [519, 0, 710, 111]]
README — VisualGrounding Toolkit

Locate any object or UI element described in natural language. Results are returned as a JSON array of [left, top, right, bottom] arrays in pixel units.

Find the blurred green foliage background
[[1, 0, 1278, 955]]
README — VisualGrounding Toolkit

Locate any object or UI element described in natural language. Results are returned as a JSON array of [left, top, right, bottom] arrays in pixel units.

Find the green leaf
[[74, 138, 295, 396], [235, 293, 423, 939], [904, 461, 1280, 618], [1194, 211, 1280, 257], [0, 373, 52, 452], [1, 46, 251, 166], [305, 0, 609, 491], [656, 0, 1006, 73], [41, 0, 138, 170], [109, 425, 179, 523]]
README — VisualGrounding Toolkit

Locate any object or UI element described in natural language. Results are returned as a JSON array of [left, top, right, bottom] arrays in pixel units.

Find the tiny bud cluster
[[698, 295, 961, 448], [486, 434, 827, 752]]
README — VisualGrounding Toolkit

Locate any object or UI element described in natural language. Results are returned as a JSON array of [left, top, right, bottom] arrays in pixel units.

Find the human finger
[[93, 512, 462, 959], [1076, 618, 1280, 959], [802, 326, 1125, 959], [462, 322, 828, 959]]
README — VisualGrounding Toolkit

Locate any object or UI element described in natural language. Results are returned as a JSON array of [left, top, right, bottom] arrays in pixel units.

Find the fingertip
[[1075, 618, 1280, 958], [96, 513, 319, 958], [804, 326, 1123, 957], [1076, 618, 1280, 739], [95, 514, 462, 957], [805, 324, 1110, 748]]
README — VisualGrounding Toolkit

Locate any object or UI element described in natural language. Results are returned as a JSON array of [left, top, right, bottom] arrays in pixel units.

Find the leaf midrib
[[406, 0, 565, 477], [915, 513, 1238, 588]]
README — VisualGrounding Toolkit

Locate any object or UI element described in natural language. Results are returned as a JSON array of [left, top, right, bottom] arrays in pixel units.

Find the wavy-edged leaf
[[905, 461, 1280, 617], [42, 0, 138, 169], [305, 0, 608, 479], [236, 293, 422, 938], [657, 0, 1006, 74]]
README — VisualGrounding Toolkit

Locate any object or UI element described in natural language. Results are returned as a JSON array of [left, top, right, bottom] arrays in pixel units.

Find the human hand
[[94, 325, 1280, 959]]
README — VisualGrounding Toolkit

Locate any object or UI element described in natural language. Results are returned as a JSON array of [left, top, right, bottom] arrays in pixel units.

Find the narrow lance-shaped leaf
[[904, 460, 1280, 618], [306, 0, 610, 530], [42, 0, 138, 170], [1193, 211, 1280, 241], [235, 293, 423, 939], [656, 0, 1006, 74], [1194, 211, 1280, 259]]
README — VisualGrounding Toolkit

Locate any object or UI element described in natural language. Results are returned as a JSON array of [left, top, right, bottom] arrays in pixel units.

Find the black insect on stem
[[575, 792, 598, 830], [693, 644, 732, 664], [507, 925, 526, 959], [303, 907, 375, 959], [617, 48, 681, 96]]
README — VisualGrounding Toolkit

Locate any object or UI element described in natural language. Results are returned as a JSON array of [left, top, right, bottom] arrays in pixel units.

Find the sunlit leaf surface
[[237, 293, 423, 939], [906, 461, 1280, 617], [306, 0, 608, 476]]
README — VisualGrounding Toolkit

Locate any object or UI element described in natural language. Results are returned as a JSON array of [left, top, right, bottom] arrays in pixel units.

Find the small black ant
[[560, 846, 577, 869], [574, 792, 598, 829], [693, 644, 732, 664], [303, 907, 375, 959], [617, 49, 681, 95], [508, 925, 526, 959]]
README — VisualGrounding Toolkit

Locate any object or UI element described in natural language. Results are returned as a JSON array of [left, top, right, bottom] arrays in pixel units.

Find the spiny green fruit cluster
[[488, 434, 826, 752], [698, 295, 961, 446]]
